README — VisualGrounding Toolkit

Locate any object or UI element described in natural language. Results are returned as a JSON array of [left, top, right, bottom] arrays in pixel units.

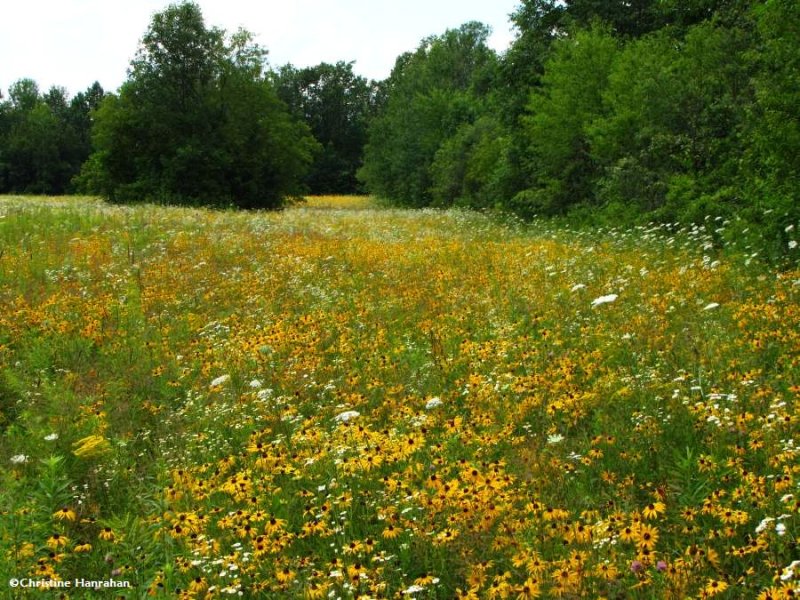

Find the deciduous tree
[[359, 22, 497, 206], [274, 61, 376, 194], [82, 2, 317, 208]]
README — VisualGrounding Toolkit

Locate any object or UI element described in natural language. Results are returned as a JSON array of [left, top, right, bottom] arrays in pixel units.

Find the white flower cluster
[[334, 410, 360, 423], [781, 560, 800, 581], [209, 374, 230, 388], [591, 294, 618, 308], [424, 397, 443, 410], [755, 514, 792, 535]]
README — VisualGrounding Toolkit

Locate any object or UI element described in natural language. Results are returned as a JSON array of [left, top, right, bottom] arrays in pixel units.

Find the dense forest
[[0, 0, 797, 258]]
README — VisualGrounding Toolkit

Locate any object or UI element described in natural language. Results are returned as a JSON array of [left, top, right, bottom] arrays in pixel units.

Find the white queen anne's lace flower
[[334, 410, 360, 423], [402, 584, 425, 595], [425, 397, 443, 410], [210, 374, 230, 388], [781, 560, 800, 581], [755, 516, 774, 534], [591, 294, 618, 308]]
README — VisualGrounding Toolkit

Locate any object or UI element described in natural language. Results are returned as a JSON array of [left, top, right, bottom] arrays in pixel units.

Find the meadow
[[0, 195, 797, 599]]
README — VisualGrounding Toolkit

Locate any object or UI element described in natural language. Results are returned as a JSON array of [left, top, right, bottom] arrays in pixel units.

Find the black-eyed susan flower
[[304, 581, 330, 599], [702, 579, 728, 596], [635, 524, 659, 551], [53, 507, 76, 522], [275, 566, 295, 583], [188, 577, 207, 593], [381, 524, 400, 539], [47, 533, 70, 549], [515, 577, 541, 599], [642, 501, 666, 520]]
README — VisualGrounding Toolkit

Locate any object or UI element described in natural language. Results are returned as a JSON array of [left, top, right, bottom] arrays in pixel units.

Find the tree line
[[360, 0, 799, 259], [0, 2, 379, 209], [0, 0, 797, 258], [0, 80, 104, 195]]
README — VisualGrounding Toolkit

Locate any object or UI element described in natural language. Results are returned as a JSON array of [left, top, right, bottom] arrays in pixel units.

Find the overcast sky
[[1, 0, 520, 97]]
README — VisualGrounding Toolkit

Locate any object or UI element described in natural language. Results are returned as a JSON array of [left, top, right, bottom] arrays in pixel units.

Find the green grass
[[0, 195, 798, 599]]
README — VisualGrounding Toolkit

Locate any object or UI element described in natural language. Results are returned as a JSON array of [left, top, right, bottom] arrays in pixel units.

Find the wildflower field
[[0, 195, 798, 599]]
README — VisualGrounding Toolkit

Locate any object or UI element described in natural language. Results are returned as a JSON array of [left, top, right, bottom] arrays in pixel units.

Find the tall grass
[[0, 196, 797, 598]]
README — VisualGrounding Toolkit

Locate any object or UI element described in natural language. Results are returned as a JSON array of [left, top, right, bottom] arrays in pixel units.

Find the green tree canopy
[[359, 22, 498, 207], [0, 79, 103, 194], [587, 22, 753, 218], [749, 0, 800, 195], [273, 61, 377, 194], [516, 25, 619, 215], [81, 1, 318, 208]]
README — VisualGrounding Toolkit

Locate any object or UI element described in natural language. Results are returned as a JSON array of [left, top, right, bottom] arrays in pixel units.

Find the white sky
[[1, 0, 519, 97]]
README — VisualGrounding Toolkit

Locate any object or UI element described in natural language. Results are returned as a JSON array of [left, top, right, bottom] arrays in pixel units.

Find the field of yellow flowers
[[0, 195, 798, 599]]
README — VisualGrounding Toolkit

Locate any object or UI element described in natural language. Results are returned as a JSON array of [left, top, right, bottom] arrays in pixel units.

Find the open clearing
[[1, 196, 798, 598]]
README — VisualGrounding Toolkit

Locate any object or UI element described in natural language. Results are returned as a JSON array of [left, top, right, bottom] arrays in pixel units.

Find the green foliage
[[735, 0, 800, 262], [2, 0, 799, 261], [0, 80, 102, 194], [0, 369, 23, 432], [519, 25, 619, 215], [81, 2, 317, 208], [430, 117, 511, 209], [589, 23, 753, 218], [354, 0, 798, 262], [562, 0, 666, 37], [274, 61, 377, 194], [656, 0, 753, 29], [359, 22, 498, 207], [751, 0, 800, 186]]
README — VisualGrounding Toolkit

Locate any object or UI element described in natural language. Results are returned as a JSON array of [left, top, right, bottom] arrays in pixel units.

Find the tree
[[515, 0, 747, 41], [2, 102, 61, 193], [0, 79, 100, 194], [359, 22, 498, 206], [429, 116, 510, 209], [82, 2, 317, 208], [737, 0, 800, 259], [589, 22, 754, 219], [0, 90, 7, 190], [655, 0, 753, 30], [67, 82, 105, 160], [562, 0, 665, 37], [506, 0, 565, 82], [8, 79, 40, 112], [273, 61, 376, 193], [516, 25, 618, 215], [749, 0, 800, 195]]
